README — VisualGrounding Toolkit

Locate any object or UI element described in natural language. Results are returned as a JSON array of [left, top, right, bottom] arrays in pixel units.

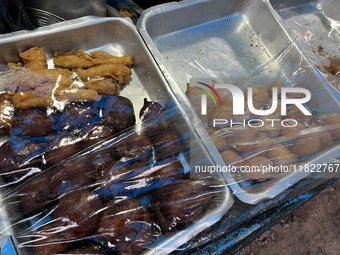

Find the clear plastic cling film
[[271, 0, 340, 92], [0, 47, 229, 254], [186, 41, 340, 203]]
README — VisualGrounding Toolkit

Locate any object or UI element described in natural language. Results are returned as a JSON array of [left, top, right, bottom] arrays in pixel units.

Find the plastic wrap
[[185, 40, 340, 204], [268, 0, 340, 91], [1, 6, 340, 254], [0, 43, 233, 255]]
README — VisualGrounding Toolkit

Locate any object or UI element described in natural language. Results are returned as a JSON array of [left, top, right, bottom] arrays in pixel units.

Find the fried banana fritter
[[75, 64, 131, 85], [85, 79, 119, 95], [4, 47, 132, 109], [19, 47, 48, 71], [53, 49, 133, 69]]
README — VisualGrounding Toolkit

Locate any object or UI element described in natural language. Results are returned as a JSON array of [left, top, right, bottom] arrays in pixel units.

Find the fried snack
[[75, 63, 131, 85], [31, 223, 69, 255], [268, 144, 297, 166], [254, 132, 272, 156], [281, 120, 306, 140], [221, 150, 243, 166], [309, 124, 332, 148], [324, 115, 340, 139], [291, 133, 321, 157], [81, 123, 116, 148], [12, 108, 58, 137], [139, 98, 164, 122], [53, 49, 133, 69], [9, 68, 100, 108], [101, 95, 136, 133], [44, 133, 83, 166], [113, 134, 153, 162], [98, 198, 154, 255], [64, 242, 108, 254], [206, 128, 228, 152], [49, 157, 95, 198], [7, 62, 23, 67], [18, 178, 51, 216], [286, 105, 312, 125], [19, 47, 48, 71], [156, 180, 213, 226], [12, 92, 52, 109], [53, 189, 103, 240], [84, 79, 119, 95]]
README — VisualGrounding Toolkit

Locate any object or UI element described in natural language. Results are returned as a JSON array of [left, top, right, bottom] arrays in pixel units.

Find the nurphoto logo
[[194, 82, 312, 128]]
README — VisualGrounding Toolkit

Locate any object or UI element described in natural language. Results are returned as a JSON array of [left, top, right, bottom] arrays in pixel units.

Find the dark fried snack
[[153, 180, 213, 231], [101, 95, 135, 133], [113, 134, 153, 162], [44, 133, 83, 166], [48, 158, 94, 198], [31, 223, 69, 255], [18, 177, 53, 216], [59, 102, 101, 132], [63, 242, 108, 254], [152, 158, 185, 186], [91, 153, 119, 182], [81, 123, 115, 148], [139, 98, 164, 122], [98, 198, 154, 255], [53, 189, 103, 240], [12, 108, 58, 137], [152, 128, 181, 159]]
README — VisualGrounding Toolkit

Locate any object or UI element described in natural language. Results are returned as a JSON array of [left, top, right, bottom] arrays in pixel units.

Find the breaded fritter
[[53, 49, 133, 69]]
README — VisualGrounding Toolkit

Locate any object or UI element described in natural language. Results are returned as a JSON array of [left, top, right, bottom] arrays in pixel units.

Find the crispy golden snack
[[7, 62, 23, 67], [75, 64, 131, 85], [85, 79, 119, 95], [53, 49, 133, 69], [8, 68, 100, 108], [12, 91, 52, 109], [19, 47, 48, 71]]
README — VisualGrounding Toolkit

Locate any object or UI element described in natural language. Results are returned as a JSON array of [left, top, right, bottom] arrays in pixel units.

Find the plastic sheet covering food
[[186, 41, 340, 205], [0, 52, 233, 253], [268, 0, 340, 92]]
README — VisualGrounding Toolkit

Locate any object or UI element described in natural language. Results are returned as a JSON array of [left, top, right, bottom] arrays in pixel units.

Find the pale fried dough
[[19, 47, 48, 71], [85, 79, 119, 95], [53, 49, 133, 69], [75, 64, 131, 85]]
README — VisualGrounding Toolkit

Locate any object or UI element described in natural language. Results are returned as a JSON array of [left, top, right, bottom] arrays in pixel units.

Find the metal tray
[[0, 17, 234, 255], [267, 0, 340, 71], [137, 0, 340, 204]]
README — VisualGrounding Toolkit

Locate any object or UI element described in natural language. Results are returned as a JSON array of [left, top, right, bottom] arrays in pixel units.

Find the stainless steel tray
[[0, 17, 234, 255], [137, 0, 340, 204]]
